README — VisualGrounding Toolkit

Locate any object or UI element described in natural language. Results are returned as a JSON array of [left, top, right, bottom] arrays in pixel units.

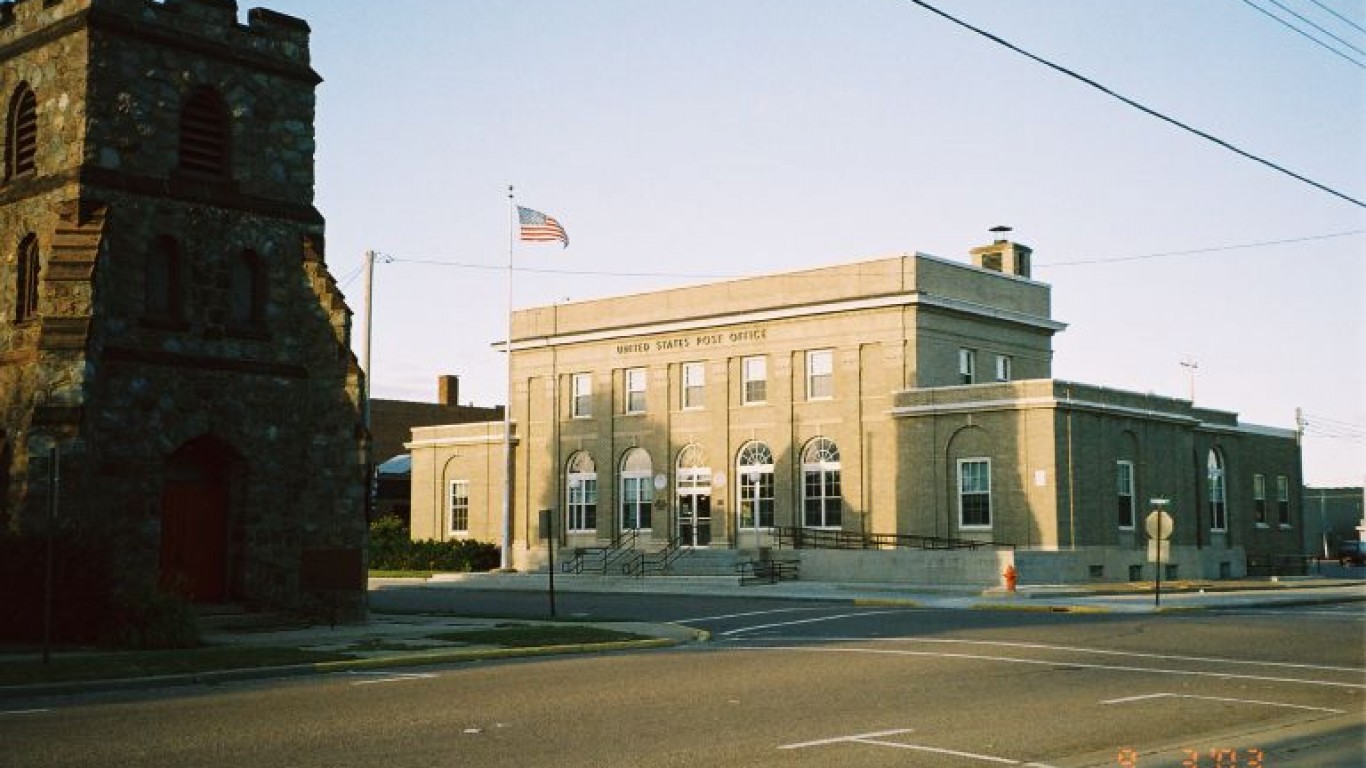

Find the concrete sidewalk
[[389, 569, 1366, 613]]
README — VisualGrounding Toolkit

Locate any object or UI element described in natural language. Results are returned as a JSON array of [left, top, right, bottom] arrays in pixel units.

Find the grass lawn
[[0, 647, 357, 687], [0, 624, 653, 687]]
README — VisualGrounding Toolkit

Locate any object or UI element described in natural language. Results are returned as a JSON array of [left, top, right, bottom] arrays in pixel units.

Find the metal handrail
[[773, 526, 1012, 551]]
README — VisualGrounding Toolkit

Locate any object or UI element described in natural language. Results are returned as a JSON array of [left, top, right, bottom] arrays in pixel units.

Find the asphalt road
[[2, 590, 1362, 767]]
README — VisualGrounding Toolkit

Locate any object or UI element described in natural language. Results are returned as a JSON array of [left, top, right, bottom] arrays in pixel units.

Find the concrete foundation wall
[[794, 548, 1013, 587]]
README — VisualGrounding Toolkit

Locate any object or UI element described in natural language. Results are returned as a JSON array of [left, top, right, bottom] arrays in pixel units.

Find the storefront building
[[408, 240, 1302, 583]]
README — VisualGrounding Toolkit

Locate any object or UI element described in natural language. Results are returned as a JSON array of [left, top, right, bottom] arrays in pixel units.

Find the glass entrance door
[[678, 492, 712, 547]]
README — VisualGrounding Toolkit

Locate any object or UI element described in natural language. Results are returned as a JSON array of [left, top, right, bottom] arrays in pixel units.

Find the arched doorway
[[160, 436, 238, 602], [675, 444, 711, 547]]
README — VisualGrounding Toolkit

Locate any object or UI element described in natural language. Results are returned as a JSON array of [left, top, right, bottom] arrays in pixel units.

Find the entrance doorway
[[160, 437, 237, 602], [676, 445, 712, 547], [678, 489, 712, 547]]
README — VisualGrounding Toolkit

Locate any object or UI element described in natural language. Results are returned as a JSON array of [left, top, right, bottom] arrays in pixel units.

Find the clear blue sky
[[255, 0, 1364, 486]]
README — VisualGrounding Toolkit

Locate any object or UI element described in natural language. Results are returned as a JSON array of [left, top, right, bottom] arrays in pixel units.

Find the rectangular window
[[1276, 475, 1290, 526], [1253, 474, 1267, 525], [625, 368, 647, 414], [448, 480, 470, 535], [739, 472, 775, 529], [995, 355, 1012, 382], [959, 348, 976, 385], [1116, 460, 1135, 529], [567, 476, 597, 532], [621, 476, 653, 530], [571, 373, 592, 418], [807, 349, 834, 400], [682, 362, 705, 410], [958, 458, 991, 528], [742, 355, 767, 405]]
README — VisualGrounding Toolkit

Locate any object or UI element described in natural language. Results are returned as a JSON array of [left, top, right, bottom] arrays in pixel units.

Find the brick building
[[1, 0, 366, 616], [409, 240, 1305, 584]]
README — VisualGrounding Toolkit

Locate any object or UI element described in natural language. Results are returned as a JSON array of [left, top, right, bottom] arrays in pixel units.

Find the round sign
[[653, 473, 667, 491], [1145, 509, 1174, 540]]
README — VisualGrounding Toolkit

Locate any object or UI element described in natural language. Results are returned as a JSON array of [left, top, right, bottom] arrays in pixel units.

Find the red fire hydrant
[[1003, 564, 1018, 592]]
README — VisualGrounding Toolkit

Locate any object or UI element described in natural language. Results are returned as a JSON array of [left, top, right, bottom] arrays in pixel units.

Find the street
[[2, 589, 1362, 767]]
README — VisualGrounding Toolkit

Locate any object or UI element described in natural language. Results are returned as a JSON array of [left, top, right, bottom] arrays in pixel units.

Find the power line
[[904, 0, 1366, 210], [373, 228, 1364, 279], [1307, 0, 1366, 36], [1239, 0, 1366, 68], [1036, 228, 1366, 268]]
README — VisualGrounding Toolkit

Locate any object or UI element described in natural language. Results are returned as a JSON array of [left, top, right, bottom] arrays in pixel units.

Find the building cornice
[[890, 387, 1296, 439], [502, 291, 1066, 351]]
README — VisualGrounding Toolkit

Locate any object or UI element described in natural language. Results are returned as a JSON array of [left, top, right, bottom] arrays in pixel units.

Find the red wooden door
[[159, 479, 228, 602]]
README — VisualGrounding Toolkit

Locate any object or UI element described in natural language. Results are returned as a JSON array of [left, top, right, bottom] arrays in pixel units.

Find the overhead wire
[[903, 0, 1366, 209], [1238, 0, 1366, 68], [1306, 0, 1366, 36]]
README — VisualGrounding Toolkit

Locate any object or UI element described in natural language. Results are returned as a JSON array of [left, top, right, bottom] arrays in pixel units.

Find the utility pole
[[361, 250, 375, 431]]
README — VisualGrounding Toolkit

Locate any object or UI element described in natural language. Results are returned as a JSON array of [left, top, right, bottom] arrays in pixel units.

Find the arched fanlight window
[[619, 448, 653, 531], [566, 451, 598, 533], [736, 441, 774, 532], [5, 83, 37, 179], [1207, 448, 1227, 532], [15, 233, 39, 323], [801, 438, 842, 529], [179, 87, 229, 176]]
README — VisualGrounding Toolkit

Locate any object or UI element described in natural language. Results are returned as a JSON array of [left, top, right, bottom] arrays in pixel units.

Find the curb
[[968, 602, 1112, 614], [0, 635, 695, 702]]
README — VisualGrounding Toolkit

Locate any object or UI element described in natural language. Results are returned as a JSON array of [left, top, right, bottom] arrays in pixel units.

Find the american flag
[[518, 206, 569, 247]]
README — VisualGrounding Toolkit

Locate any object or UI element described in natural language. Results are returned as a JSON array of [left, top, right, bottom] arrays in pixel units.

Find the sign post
[[1146, 499, 1173, 608], [539, 509, 556, 618]]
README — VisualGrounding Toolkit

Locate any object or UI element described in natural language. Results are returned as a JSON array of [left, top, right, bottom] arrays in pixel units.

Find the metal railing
[[773, 526, 1011, 551]]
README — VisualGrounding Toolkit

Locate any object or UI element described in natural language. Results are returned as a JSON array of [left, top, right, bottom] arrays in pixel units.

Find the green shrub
[[106, 584, 200, 650], [368, 518, 499, 572]]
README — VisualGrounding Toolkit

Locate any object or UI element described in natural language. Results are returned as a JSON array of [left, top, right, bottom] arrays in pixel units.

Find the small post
[[539, 509, 556, 618]]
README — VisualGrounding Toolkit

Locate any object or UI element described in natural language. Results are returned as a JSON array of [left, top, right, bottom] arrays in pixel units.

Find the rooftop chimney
[[970, 226, 1032, 278], [438, 375, 460, 406]]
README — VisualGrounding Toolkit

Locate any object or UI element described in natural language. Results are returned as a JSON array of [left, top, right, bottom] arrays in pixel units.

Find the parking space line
[[1102, 692, 1346, 714], [346, 672, 437, 686]]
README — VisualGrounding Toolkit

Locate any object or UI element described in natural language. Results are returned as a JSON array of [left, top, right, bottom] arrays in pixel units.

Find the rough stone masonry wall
[[2, 0, 367, 617]]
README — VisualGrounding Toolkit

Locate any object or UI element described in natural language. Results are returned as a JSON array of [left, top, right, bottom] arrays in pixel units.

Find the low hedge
[[368, 517, 499, 572]]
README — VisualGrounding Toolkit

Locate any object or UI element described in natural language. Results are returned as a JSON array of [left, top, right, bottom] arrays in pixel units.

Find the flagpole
[[502, 186, 515, 570]]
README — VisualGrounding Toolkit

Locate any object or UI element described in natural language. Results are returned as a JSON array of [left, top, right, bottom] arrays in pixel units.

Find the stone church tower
[[1, 0, 367, 618]]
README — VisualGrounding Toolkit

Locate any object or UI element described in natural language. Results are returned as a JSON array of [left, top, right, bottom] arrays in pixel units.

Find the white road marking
[[0, 709, 51, 717], [730, 635, 1363, 674], [1102, 692, 1346, 714], [779, 728, 1057, 766], [346, 671, 437, 686], [735, 645, 1365, 689], [718, 609, 914, 636], [672, 606, 834, 623], [778, 728, 915, 749]]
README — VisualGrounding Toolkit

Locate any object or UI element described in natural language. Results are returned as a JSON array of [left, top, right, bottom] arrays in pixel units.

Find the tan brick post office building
[[408, 240, 1303, 584]]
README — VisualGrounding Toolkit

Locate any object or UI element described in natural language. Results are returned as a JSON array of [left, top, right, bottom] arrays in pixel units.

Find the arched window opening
[[1208, 448, 1227, 531], [15, 234, 40, 323], [145, 236, 183, 321], [179, 87, 229, 176], [619, 448, 653, 531], [801, 438, 842, 529], [5, 83, 37, 179], [737, 441, 775, 536], [566, 452, 597, 533], [229, 249, 265, 328]]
